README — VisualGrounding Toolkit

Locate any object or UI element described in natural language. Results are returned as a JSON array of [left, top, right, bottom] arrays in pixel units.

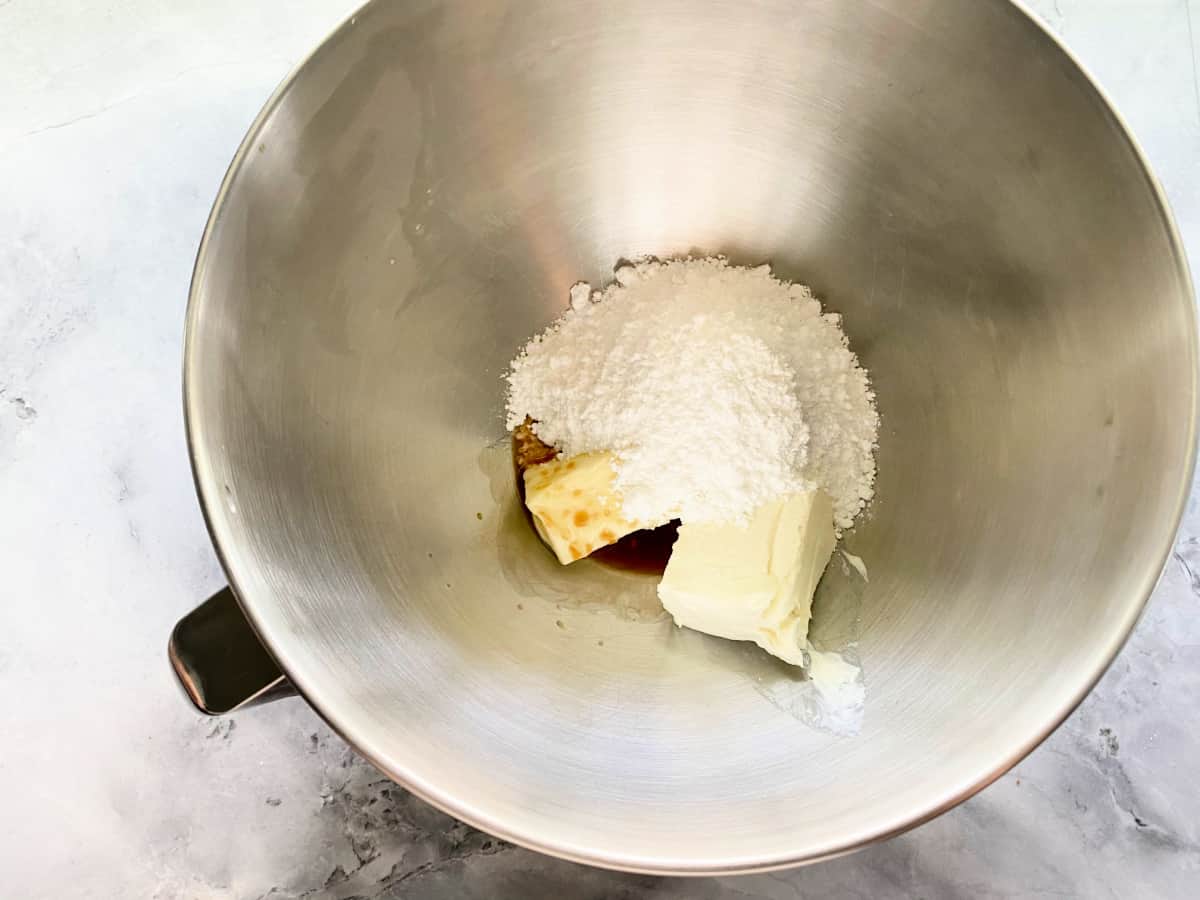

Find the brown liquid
[[589, 520, 679, 575], [511, 425, 679, 575]]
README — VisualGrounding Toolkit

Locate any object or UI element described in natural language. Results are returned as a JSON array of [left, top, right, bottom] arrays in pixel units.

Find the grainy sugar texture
[[506, 258, 878, 530]]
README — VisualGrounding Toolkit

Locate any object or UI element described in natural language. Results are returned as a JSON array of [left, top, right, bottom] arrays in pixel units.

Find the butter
[[523, 452, 652, 564], [656, 491, 836, 666]]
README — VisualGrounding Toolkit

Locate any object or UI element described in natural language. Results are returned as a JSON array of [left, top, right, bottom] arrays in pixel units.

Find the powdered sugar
[[505, 258, 878, 530]]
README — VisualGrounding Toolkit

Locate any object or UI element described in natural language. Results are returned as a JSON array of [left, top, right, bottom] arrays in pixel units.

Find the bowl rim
[[181, 0, 1198, 875]]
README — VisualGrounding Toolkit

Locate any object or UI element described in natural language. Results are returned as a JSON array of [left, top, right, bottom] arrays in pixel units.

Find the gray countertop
[[1, 1, 1198, 897]]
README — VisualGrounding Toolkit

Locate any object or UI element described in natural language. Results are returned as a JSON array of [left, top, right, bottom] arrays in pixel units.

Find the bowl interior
[[186, 0, 1195, 871]]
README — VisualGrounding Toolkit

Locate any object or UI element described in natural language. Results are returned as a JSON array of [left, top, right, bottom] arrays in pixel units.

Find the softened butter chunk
[[657, 491, 836, 666], [523, 452, 648, 564]]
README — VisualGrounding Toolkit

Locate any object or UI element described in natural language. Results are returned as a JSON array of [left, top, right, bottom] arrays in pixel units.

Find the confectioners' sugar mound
[[505, 258, 878, 530]]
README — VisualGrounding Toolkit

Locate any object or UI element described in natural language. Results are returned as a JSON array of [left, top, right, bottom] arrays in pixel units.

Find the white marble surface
[[1, 1, 1198, 897]]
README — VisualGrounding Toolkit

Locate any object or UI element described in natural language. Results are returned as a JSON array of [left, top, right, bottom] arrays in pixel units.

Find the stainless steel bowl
[[173, 0, 1196, 874]]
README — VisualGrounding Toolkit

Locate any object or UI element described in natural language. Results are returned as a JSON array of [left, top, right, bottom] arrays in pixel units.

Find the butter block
[[523, 452, 649, 564], [657, 491, 836, 666]]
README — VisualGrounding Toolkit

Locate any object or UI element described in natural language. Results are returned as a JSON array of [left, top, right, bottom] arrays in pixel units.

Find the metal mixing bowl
[[173, 0, 1197, 873]]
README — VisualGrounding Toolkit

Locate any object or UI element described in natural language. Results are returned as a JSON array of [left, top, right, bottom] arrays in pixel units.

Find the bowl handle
[[168, 586, 294, 714]]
